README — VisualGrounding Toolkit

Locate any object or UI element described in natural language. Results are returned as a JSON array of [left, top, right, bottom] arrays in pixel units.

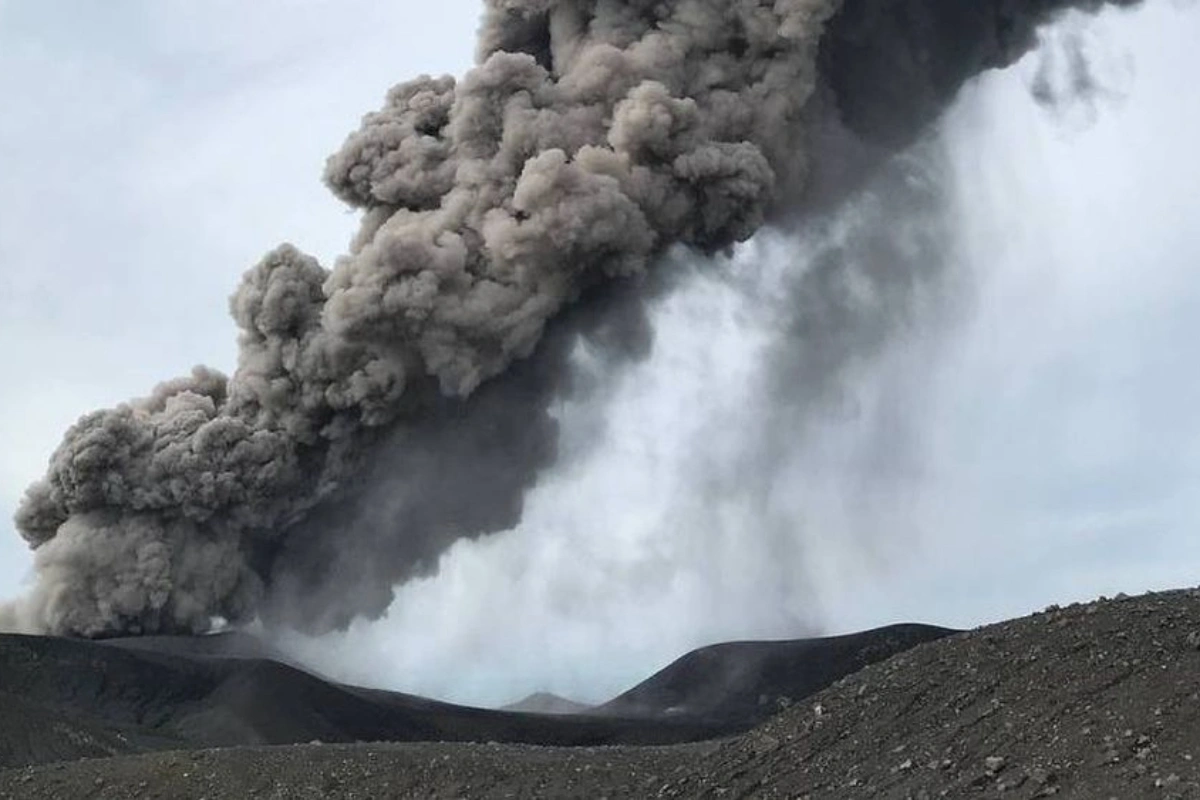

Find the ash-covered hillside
[[3, 590, 1200, 799], [0, 620, 945, 771]]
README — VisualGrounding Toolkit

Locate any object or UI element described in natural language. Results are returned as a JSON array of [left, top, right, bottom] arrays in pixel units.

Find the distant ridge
[[0, 623, 951, 771], [501, 692, 593, 715], [7, 592, 1200, 798], [100, 630, 288, 661], [0, 633, 722, 770], [598, 623, 957, 724]]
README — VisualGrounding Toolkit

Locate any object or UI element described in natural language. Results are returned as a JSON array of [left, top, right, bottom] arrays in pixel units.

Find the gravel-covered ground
[[700, 588, 1200, 799], [3, 588, 1200, 798], [0, 620, 945, 772]]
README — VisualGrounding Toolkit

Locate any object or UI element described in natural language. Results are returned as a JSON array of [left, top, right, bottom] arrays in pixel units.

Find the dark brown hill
[[598, 623, 955, 724], [0, 620, 950, 772], [0, 632, 725, 770], [5, 589, 1199, 799], [697, 588, 1200, 798], [98, 631, 288, 662], [0, 620, 955, 772]]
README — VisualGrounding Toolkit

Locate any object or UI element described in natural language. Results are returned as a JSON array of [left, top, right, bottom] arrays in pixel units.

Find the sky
[[0, 0, 479, 591], [2, 2, 1200, 707]]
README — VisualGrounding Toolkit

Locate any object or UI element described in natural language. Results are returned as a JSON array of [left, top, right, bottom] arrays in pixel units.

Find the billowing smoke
[[1, 0, 1140, 638]]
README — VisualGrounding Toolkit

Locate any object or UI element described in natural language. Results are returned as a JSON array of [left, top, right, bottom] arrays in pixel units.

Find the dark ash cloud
[[1, 0, 1140, 637]]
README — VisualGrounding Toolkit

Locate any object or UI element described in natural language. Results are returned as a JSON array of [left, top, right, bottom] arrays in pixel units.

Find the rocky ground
[[3, 589, 1200, 798], [0, 621, 943, 772], [702, 588, 1200, 799]]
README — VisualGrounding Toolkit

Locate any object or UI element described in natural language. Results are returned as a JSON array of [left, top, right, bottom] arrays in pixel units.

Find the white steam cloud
[[280, 2, 1200, 707]]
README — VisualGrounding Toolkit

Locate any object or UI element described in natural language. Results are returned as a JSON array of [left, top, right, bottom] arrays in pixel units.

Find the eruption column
[[0, 0, 1140, 637]]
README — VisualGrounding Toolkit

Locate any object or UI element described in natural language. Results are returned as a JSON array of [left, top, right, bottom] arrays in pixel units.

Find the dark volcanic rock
[[699, 588, 1200, 799], [598, 623, 955, 725], [98, 631, 288, 662], [0, 622, 948, 770], [5, 589, 1200, 799], [0, 691, 180, 770], [0, 740, 721, 800], [0, 633, 725, 769]]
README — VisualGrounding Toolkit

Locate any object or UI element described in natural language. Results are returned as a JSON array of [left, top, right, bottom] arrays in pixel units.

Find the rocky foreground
[[3, 590, 1200, 798]]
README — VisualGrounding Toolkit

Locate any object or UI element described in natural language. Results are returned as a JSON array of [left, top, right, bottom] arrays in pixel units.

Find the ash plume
[[2, 0, 1140, 638]]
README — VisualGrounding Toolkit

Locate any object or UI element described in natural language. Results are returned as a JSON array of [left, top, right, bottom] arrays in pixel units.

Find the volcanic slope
[[598, 623, 954, 724], [0, 620, 942, 771], [0, 634, 722, 771], [499, 624, 954, 720], [4, 589, 1200, 798], [501, 693, 594, 715]]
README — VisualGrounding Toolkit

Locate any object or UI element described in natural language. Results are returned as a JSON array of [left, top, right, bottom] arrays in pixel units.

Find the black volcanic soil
[[0, 633, 728, 769], [598, 623, 954, 724], [501, 625, 955, 721], [0, 619, 938, 773], [4, 589, 1200, 798]]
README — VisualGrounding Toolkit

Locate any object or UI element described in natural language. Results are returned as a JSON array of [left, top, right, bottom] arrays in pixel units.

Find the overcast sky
[[0, 1, 480, 591], [2, 2, 1199, 706]]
